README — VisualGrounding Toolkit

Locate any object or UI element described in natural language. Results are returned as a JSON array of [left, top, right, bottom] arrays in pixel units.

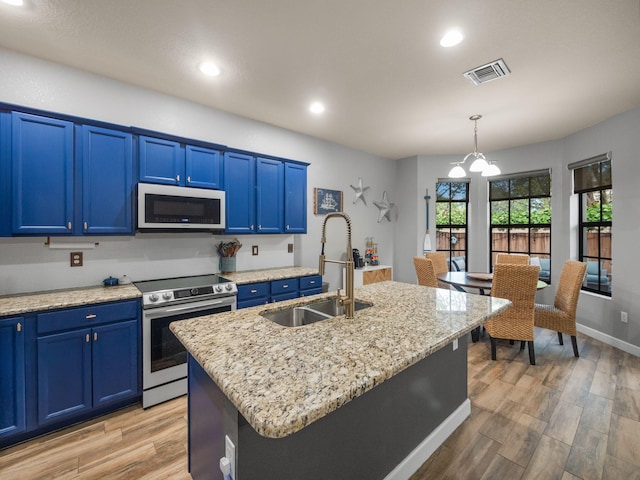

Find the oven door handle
[[164, 300, 228, 313]]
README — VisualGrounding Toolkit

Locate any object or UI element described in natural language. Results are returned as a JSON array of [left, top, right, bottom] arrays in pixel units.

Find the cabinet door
[[186, 145, 223, 189], [12, 112, 74, 234], [256, 157, 284, 233], [0, 112, 11, 237], [284, 162, 307, 233], [37, 329, 92, 425], [224, 152, 256, 233], [0, 317, 26, 438], [81, 126, 134, 234], [139, 136, 184, 186], [92, 320, 139, 407]]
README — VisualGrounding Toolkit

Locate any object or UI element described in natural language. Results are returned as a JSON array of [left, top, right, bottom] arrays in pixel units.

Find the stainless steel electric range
[[134, 274, 237, 408]]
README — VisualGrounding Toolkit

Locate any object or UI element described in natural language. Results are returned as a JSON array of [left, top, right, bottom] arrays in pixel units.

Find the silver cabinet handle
[[258, 225, 262, 230], [187, 176, 191, 183], [17, 322, 22, 332], [176, 175, 180, 182], [67, 222, 72, 230], [86, 314, 97, 319], [250, 225, 254, 231], [84, 222, 88, 230]]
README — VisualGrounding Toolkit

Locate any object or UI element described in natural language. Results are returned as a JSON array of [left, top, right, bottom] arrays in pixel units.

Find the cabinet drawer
[[270, 278, 299, 295], [300, 287, 322, 297], [271, 291, 299, 303], [37, 300, 139, 335], [237, 282, 270, 302], [299, 275, 321, 291]]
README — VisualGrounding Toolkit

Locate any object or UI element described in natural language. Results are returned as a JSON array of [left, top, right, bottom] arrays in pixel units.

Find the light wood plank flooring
[[1, 328, 638, 479]]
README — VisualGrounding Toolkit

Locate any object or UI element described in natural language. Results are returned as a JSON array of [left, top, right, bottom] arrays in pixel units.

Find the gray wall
[[394, 109, 640, 351]]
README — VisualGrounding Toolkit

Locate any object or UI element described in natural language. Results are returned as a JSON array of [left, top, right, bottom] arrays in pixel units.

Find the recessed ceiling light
[[440, 29, 464, 47], [199, 62, 220, 77], [1, 0, 24, 6], [309, 102, 325, 114]]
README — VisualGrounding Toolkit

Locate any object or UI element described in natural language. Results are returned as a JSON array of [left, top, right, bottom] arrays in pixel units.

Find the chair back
[[491, 264, 541, 323], [425, 252, 449, 275], [496, 253, 530, 265], [413, 257, 438, 288], [554, 260, 587, 315]]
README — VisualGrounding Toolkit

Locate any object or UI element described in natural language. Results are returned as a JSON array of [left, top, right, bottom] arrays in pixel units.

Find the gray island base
[[189, 337, 468, 480], [170, 281, 511, 480]]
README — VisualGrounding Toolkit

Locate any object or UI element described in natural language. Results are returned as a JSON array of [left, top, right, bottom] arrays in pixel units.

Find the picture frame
[[314, 188, 343, 215]]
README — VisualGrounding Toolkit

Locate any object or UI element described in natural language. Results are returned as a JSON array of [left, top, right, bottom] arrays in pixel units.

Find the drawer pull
[[250, 289, 257, 293], [17, 322, 22, 332], [86, 314, 97, 319], [94, 332, 98, 341], [67, 222, 72, 230], [282, 285, 288, 288], [309, 281, 316, 284]]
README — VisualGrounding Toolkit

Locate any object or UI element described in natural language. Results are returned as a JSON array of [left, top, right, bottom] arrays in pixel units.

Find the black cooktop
[[134, 274, 233, 293]]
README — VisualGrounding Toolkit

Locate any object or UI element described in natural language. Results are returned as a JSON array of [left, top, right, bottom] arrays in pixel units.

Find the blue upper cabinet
[[139, 136, 223, 189], [224, 152, 256, 233], [81, 126, 134, 234], [138, 136, 183, 186], [186, 145, 223, 189], [11, 112, 75, 235], [225, 153, 308, 234], [256, 157, 284, 233], [284, 162, 307, 233], [0, 317, 26, 439]]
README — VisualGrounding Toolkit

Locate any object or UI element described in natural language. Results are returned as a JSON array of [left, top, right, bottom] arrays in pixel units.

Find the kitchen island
[[170, 281, 510, 480]]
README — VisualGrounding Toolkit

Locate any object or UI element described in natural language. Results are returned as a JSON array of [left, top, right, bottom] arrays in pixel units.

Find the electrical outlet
[[288, 243, 294, 253], [621, 311, 628, 323], [70, 252, 83, 267], [452, 338, 459, 351], [252, 245, 259, 255], [225, 435, 236, 480]]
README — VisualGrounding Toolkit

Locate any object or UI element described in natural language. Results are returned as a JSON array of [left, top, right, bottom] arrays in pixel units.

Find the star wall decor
[[349, 177, 370, 205], [374, 191, 395, 223]]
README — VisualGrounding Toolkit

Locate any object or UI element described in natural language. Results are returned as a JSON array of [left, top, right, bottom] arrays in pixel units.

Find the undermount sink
[[261, 298, 372, 327]]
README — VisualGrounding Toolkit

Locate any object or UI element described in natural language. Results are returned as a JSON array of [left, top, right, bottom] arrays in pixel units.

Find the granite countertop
[[170, 281, 511, 439], [0, 284, 142, 316], [221, 266, 320, 284]]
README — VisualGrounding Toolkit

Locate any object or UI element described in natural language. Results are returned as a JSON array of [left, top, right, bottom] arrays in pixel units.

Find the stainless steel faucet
[[318, 212, 355, 319]]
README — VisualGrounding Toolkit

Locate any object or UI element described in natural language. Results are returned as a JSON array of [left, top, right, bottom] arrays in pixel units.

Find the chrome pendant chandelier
[[448, 115, 500, 178]]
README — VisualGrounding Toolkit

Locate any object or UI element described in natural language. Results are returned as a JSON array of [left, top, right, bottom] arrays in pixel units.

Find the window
[[489, 170, 551, 280], [435, 180, 469, 271], [570, 153, 612, 296]]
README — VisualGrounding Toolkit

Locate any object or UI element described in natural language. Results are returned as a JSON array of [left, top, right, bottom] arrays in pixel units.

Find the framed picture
[[314, 188, 343, 214]]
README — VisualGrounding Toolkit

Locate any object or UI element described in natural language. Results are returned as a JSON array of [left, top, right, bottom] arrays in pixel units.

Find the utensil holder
[[220, 256, 236, 273]]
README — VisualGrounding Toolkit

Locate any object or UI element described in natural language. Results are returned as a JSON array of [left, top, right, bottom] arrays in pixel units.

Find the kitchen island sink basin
[[261, 298, 372, 327]]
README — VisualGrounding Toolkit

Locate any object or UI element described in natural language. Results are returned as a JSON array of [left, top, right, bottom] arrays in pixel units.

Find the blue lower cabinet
[[237, 282, 270, 309], [37, 329, 93, 425], [270, 278, 299, 301], [36, 301, 140, 427], [92, 320, 139, 407], [0, 317, 26, 439], [299, 275, 322, 296]]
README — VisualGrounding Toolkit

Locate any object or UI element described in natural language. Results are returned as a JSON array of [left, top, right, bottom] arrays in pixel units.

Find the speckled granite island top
[[0, 284, 141, 316], [220, 266, 319, 284], [170, 281, 511, 439]]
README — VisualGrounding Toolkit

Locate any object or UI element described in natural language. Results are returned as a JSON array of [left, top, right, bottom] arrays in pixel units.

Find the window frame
[[489, 170, 552, 279], [435, 180, 469, 271]]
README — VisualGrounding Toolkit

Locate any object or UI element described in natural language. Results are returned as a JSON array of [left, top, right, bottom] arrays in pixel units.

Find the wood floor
[[1, 328, 638, 479]]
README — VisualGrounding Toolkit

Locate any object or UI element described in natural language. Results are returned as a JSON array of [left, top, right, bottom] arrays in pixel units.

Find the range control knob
[[162, 292, 172, 300], [190, 288, 199, 296], [215, 285, 223, 292], [149, 294, 159, 302], [225, 284, 233, 291]]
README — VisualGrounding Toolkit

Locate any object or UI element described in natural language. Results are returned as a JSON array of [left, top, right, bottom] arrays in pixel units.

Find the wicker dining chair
[[425, 252, 450, 288], [484, 263, 541, 365], [534, 260, 587, 357], [495, 253, 530, 265], [413, 256, 438, 288]]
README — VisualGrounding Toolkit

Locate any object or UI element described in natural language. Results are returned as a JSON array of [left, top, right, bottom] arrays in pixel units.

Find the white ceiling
[[1, 0, 639, 159]]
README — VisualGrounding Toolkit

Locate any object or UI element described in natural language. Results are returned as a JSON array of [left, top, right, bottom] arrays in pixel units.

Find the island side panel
[[187, 336, 468, 480]]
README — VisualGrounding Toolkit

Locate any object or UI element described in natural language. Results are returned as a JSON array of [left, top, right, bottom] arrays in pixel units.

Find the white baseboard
[[577, 323, 640, 357], [384, 399, 471, 480]]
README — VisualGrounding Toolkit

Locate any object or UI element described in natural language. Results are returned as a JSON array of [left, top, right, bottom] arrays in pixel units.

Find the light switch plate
[[252, 245, 259, 255]]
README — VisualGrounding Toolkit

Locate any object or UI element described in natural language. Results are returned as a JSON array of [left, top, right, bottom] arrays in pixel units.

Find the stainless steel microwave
[[137, 183, 225, 230]]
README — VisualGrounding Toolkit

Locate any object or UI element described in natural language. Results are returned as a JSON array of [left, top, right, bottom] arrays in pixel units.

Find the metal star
[[349, 177, 370, 205], [373, 191, 395, 223]]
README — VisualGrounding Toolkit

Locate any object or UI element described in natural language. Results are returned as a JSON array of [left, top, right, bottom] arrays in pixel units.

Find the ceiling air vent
[[463, 58, 511, 86]]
